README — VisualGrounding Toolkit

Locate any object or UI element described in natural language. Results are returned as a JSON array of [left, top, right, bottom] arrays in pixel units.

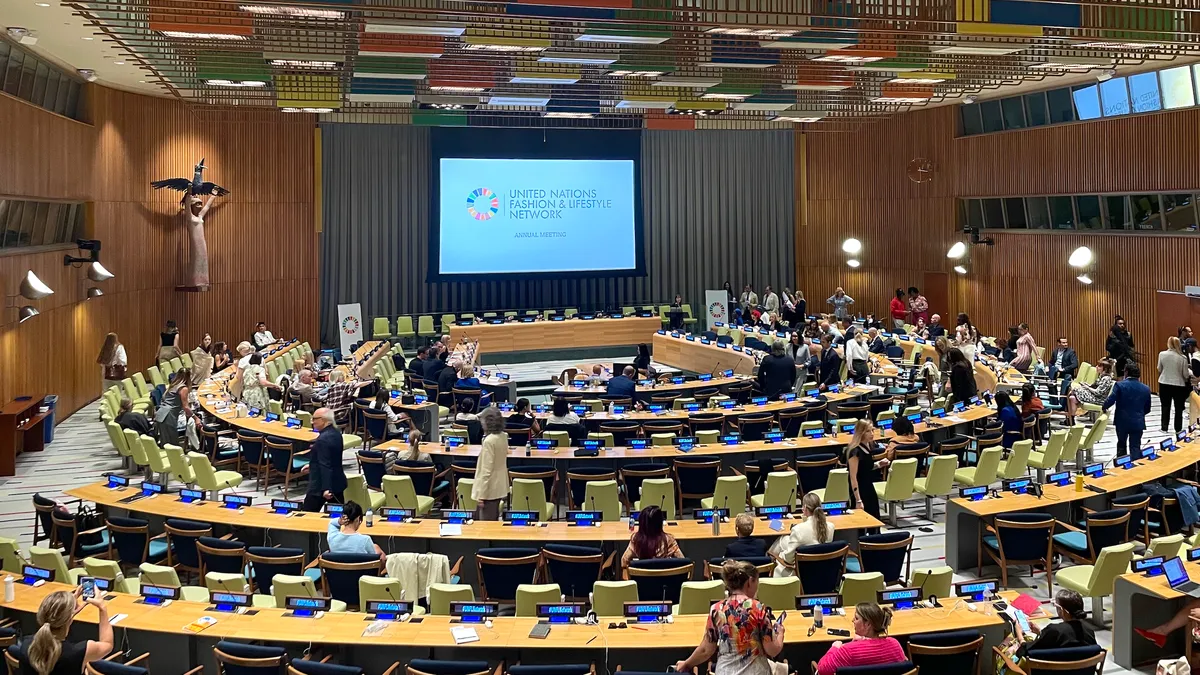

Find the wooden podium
[[0, 395, 48, 476]]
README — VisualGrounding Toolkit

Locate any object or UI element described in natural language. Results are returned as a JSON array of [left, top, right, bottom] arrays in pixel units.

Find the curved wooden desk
[[1113, 559, 1200, 668], [554, 374, 746, 397], [0, 581, 1009, 674], [945, 436, 1200, 571], [449, 317, 662, 356], [651, 333, 757, 376]]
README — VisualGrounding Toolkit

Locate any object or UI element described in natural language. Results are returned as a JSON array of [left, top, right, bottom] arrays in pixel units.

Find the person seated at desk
[[546, 397, 580, 426], [436, 353, 459, 401], [506, 398, 542, 436], [926, 313, 947, 340], [314, 370, 369, 425], [724, 513, 767, 559], [634, 343, 654, 378], [456, 364, 491, 406], [1020, 382, 1045, 417], [327, 500, 384, 560], [883, 416, 919, 461], [606, 366, 638, 399], [1009, 589, 1094, 660], [674, 560, 786, 675], [424, 346, 449, 383], [866, 327, 889, 355], [14, 589, 112, 675], [586, 364, 606, 387], [815, 602, 907, 675], [398, 429, 432, 462], [116, 397, 152, 436], [252, 322, 276, 350], [368, 389, 410, 439], [291, 369, 315, 407], [757, 341, 797, 399], [769, 493, 834, 577], [995, 391, 1023, 449], [621, 505, 682, 575], [1066, 358, 1114, 425], [407, 346, 429, 381], [817, 334, 843, 391]]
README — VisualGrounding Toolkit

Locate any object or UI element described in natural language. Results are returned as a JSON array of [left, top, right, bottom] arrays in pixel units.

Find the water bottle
[[366, 509, 374, 527], [814, 604, 824, 628], [525, 441, 532, 457], [711, 511, 720, 535], [4, 576, 13, 603], [1074, 473, 1084, 493]]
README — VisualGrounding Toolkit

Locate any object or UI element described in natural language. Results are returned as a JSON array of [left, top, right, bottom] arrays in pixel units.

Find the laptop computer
[[1164, 556, 1200, 595]]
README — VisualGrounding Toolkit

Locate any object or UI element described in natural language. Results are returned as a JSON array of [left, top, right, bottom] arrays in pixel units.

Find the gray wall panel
[[319, 124, 795, 346]]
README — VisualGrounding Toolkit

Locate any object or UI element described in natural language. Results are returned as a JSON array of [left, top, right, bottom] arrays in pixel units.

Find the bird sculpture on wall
[[150, 159, 228, 291]]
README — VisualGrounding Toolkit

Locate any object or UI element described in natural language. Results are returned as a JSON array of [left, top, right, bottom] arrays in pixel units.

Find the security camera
[[6, 27, 37, 45], [77, 69, 98, 82], [962, 95, 977, 104]]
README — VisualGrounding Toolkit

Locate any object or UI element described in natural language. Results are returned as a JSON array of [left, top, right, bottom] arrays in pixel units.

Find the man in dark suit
[[436, 353, 458, 405], [1103, 362, 1152, 457], [406, 346, 428, 381], [606, 366, 638, 399], [756, 341, 797, 399], [303, 407, 348, 511], [817, 334, 844, 391], [1047, 336, 1080, 404], [423, 345, 448, 382]]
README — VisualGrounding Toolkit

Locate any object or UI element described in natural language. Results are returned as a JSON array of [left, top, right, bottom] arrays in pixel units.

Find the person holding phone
[[815, 602, 905, 675], [14, 589, 112, 675], [674, 559, 787, 675]]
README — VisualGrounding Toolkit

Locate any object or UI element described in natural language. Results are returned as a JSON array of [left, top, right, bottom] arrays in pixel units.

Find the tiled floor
[[2, 379, 1182, 673]]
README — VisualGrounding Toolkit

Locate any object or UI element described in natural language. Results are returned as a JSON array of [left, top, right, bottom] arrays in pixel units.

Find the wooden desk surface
[[950, 438, 1198, 517], [1116, 559, 1200, 600], [66, 482, 883, 537], [557, 374, 747, 396], [652, 333, 757, 377], [383, 403, 993, 462], [0, 580, 1004, 648], [449, 317, 662, 355]]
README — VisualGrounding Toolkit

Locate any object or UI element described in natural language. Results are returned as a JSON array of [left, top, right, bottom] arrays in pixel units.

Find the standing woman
[[634, 343, 653, 377], [785, 333, 811, 388], [955, 313, 979, 363], [1158, 336, 1191, 433], [673, 560, 786, 675], [190, 333, 215, 384], [211, 341, 232, 373], [472, 406, 509, 521], [1106, 315, 1135, 378], [794, 290, 806, 323], [240, 353, 280, 411], [157, 320, 182, 364], [846, 420, 886, 525], [889, 289, 907, 330], [947, 348, 977, 405], [15, 589, 112, 675], [97, 333, 127, 392], [155, 369, 195, 446], [780, 288, 796, 327], [723, 281, 737, 319], [845, 327, 871, 382]]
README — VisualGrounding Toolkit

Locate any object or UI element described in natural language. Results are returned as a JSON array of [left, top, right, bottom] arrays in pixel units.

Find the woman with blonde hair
[[472, 406, 508, 520], [847, 420, 885, 524], [1066, 359, 1114, 425], [815, 602, 906, 675], [674, 559, 786, 675], [1158, 335, 1191, 433], [96, 333, 127, 392], [770, 492, 835, 577], [15, 589, 111, 675]]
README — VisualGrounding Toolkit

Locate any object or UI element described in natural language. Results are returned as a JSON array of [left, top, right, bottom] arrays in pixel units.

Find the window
[[1160, 66, 1194, 109], [1164, 194, 1197, 232], [0, 199, 82, 250], [982, 198, 1005, 228], [1003, 197, 1027, 228], [1075, 196, 1102, 230], [1103, 195, 1130, 229], [1025, 196, 1051, 229], [1049, 196, 1075, 229], [961, 104, 983, 135], [1099, 77, 1130, 117], [1129, 72, 1162, 113], [0, 38, 85, 120], [4, 47, 22, 96], [1024, 92, 1049, 127], [1047, 88, 1074, 123], [1001, 97, 1026, 129], [963, 199, 985, 230], [1072, 84, 1102, 120], [1131, 194, 1162, 230], [980, 100, 1003, 133], [42, 69, 58, 111]]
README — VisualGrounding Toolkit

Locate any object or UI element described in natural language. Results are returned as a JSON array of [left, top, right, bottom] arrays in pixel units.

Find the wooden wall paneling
[[0, 93, 96, 201]]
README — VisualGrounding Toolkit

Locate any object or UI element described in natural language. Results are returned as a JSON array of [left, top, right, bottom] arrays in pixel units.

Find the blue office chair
[[265, 436, 310, 499], [620, 464, 671, 508], [627, 558, 693, 604], [847, 532, 911, 584], [702, 331, 718, 341], [716, 335, 733, 345], [507, 667, 591, 675], [1022, 646, 1106, 675], [543, 544, 605, 600], [674, 456, 720, 510], [213, 641, 287, 675], [87, 659, 150, 675], [835, 661, 916, 675], [599, 421, 641, 446], [236, 431, 266, 483], [795, 454, 839, 494], [736, 414, 773, 442], [50, 510, 109, 567], [106, 516, 169, 569], [1111, 493, 1150, 546], [744, 458, 791, 494], [246, 546, 316, 595], [981, 512, 1055, 589], [745, 338, 769, 352], [406, 660, 491, 675], [566, 468, 617, 510], [319, 552, 384, 610], [1053, 508, 1130, 566], [163, 518, 211, 580], [356, 450, 387, 490], [793, 542, 849, 595], [885, 345, 904, 359], [395, 459, 450, 498], [476, 548, 541, 603], [907, 629, 983, 675], [197, 536, 246, 576], [289, 659, 364, 675]]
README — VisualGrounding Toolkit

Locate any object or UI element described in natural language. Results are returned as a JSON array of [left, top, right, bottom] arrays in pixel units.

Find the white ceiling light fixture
[[773, 111, 827, 123], [615, 98, 676, 109], [575, 31, 669, 45], [509, 74, 580, 85], [871, 95, 933, 104], [706, 26, 797, 38], [783, 82, 851, 91], [281, 107, 333, 113], [932, 44, 1023, 56], [86, 288, 104, 299], [652, 77, 720, 88], [6, 27, 37, 45], [847, 259, 861, 268], [363, 22, 465, 36], [947, 241, 967, 259], [20, 271, 53, 299], [1029, 56, 1111, 72], [18, 306, 38, 323], [544, 111, 595, 118], [161, 30, 248, 40], [1096, 70, 1114, 82], [841, 238, 863, 255], [811, 53, 885, 64], [1076, 40, 1162, 50], [486, 95, 551, 107], [205, 79, 267, 87], [240, 4, 344, 18], [962, 95, 977, 104], [1068, 246, 1094, 268], [538, 52, 618, 65]]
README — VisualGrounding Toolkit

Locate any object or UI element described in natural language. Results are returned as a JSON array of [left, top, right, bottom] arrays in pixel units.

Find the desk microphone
[[525, 495, 532, 516], [590, 495, 597, 513], [785, 487, 796, 514]]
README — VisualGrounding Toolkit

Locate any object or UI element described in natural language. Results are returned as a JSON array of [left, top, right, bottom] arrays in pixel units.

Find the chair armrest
[[124, 654, 150, 667], [1054, 520, 1082, 534], [150, 533, 168, 540], [294, 450, 311, 458], [992, 646, 1026, 675], [380, 663, 401, 675], [80, 526, 107, 536], [435, 467, 453, 481], [600, 551, 616, 574], [318, 656, 334, 663], [1079, 506, 1096, 514], [983, 523, 998, 536], [449, 556, 463, 577], [219, 533, 235, 540], [182, 667, 204, 675], [1178, 478, 1200, 487], [730, 466, 744, 476], [102, 652, 123, 662], [304, 557, 321, 570]]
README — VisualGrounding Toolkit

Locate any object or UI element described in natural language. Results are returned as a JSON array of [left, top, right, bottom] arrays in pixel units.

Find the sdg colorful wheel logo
[[341, 316, 360, 335], [466, 188, 500, 221], [709, 301, 725, 319]]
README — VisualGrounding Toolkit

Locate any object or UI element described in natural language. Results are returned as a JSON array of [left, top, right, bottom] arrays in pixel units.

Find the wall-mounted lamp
[[1068, 245, 1095, 284], [842, 238, 862, 268], [18, 306, 39, 323], [20, 271, 53, 299], [87, 288, 104, 299]]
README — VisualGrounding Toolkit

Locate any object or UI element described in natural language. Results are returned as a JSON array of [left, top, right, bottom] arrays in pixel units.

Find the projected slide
[[438, 158, 637, 275]]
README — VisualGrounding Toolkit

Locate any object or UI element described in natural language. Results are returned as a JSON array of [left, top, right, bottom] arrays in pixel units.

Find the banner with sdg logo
[[705, 290, 729, 331], [337, 303, 364, 357]]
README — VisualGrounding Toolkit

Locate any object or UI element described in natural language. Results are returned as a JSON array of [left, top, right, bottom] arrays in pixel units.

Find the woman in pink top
[[815, 602, 908, 675]]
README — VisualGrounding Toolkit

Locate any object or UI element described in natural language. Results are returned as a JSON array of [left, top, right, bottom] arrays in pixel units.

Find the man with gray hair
[[302, 407, 347, 512], [756, 340, 797, 400]]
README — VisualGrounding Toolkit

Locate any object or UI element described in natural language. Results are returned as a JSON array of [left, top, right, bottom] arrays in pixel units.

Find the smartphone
[[777, 611, 787, 624], [827, 628, 851, 637], [80, 577, 95, 599]]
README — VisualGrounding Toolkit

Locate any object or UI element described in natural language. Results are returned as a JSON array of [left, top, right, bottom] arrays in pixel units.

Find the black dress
[[14, 636, 88, 675], [848, 444, 881, 522]]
